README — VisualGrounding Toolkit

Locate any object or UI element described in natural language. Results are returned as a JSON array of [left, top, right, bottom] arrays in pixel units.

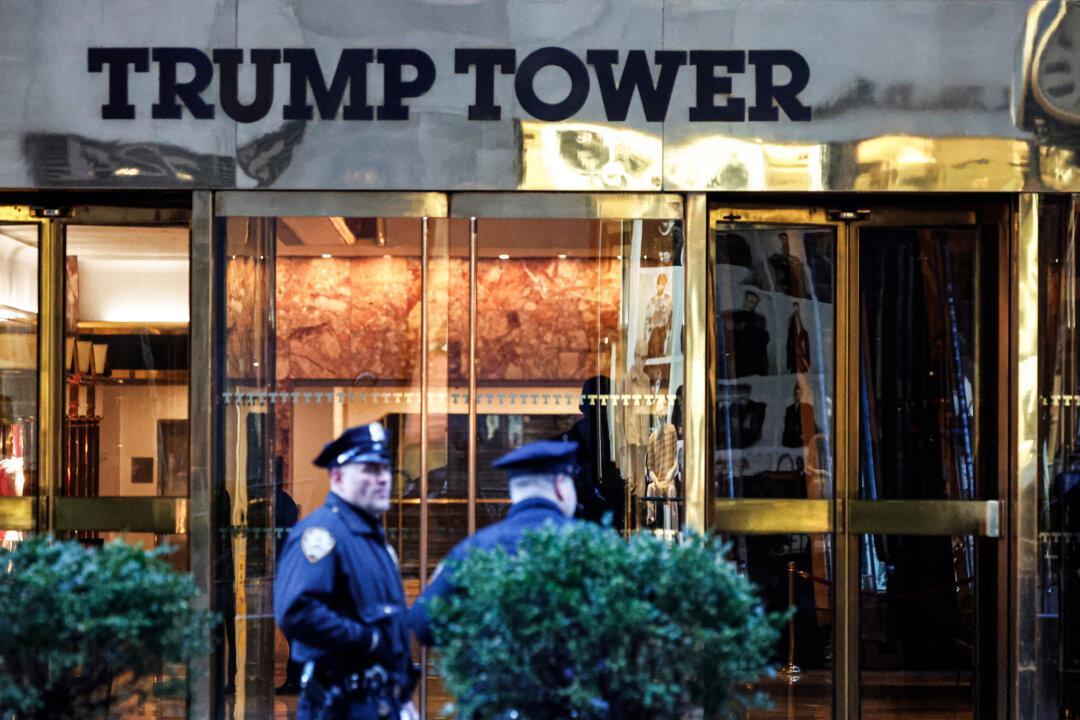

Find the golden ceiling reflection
[[519, 121, 663, 191], [658, 134, 1079, 192]]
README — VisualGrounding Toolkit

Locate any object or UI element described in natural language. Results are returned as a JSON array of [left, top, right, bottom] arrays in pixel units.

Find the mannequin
[[616, 338, 654, 504], [644, 422, 679, 530], [643, 272, 673, 359]]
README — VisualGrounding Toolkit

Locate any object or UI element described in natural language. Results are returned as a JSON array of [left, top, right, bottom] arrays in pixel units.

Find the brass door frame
[[709, 201, 1008, 720], [0, 204, 192, 536], [0, 206, 45, 532]]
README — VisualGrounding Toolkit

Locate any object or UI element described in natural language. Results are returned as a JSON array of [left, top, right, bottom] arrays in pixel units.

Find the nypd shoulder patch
[[301, 527, 336, 563]]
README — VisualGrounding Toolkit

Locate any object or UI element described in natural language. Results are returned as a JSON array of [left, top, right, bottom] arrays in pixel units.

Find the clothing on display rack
[[768, 232, 811, 299], [719, 291, 770, 377], [715, 391, 767, 449], [644, 422, 679, 529], [562, 376, 624, 530], [616, 360, 654, 500], [803, 231, 834, 303], [643, 274, 673, 360], [782, 390, 821, 449], [716, 232, 753, 269], [787, 303, 811, 373]]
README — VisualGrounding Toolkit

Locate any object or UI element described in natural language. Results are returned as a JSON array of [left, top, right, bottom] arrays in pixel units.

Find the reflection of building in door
[[157, 419, 189, 497]]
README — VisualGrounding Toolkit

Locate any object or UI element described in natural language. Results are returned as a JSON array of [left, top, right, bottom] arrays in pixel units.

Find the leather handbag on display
[[737, 453, 807, 499]]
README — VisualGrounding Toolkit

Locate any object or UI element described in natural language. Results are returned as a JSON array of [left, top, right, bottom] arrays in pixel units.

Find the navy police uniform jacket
[[410, 497, 574, 645], [274, 491, 412, 689]]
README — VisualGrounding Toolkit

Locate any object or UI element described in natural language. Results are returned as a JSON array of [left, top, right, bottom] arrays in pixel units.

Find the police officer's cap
[[492, 439, 578, 479], [313, 422, 391, 468]]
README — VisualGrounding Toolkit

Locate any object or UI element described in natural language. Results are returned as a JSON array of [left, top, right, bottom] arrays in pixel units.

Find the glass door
[[711, 203, 1006, 720], [0, 207, 43, 545], [0, 202, 194, 717]]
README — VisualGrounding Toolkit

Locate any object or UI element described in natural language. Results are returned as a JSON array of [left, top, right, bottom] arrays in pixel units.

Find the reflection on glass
[[721, 532, 833, 720], [0, 223, 38, 548], [474, 219, 685, 538], [858, 534, 977, 720], [857, 227, 991, 720], [220, 216, 441, 717], [61, 225, 190, 501], [858, 228, 980, 503], [713, 225, 834, 503], [1036, 196, 1080, 717]]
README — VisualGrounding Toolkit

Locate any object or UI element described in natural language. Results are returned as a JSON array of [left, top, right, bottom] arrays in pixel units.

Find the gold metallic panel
[[0, 206, 38, 222], [0, 497, 35, 531], [1012, 193, 1041, 720], [449, 193, 682, 220], [189, 191, 214, 720], [64, 206, 190, 225], [711, 500, 832, 535], [684, 194, 708, 533], [517, 121, 664, 192], [54, 497, 189, 534], [665, 136, 1037, 193], [214, 192, 449, 218], [38, 219, 63, 530], [849, 500, 1000, 537]]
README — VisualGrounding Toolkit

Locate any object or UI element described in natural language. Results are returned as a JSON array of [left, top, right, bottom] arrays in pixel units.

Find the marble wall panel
[[271, 256, 620, 382]]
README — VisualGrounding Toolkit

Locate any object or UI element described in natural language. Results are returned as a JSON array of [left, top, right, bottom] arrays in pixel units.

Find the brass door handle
[[848, 500, 1000, 537]]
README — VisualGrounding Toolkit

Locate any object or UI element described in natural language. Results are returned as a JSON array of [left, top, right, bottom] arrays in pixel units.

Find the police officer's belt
[[302, 660, 404, 718]]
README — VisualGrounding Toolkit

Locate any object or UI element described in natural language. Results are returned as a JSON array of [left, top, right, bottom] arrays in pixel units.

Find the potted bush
[[0, 536, 216, 720], [428, 522, 784, 720]]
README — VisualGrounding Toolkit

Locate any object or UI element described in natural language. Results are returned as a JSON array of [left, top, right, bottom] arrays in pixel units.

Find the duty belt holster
[[301, 661, 401, 720]]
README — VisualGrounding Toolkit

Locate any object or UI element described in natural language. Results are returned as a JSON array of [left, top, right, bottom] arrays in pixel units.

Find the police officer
[[274, 422, 419, 720], [410, 439, 579, 645]]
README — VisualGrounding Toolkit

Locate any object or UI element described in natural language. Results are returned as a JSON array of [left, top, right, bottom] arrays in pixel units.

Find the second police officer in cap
[[274, 423, 419, 720], [410, 439, 580, 645]]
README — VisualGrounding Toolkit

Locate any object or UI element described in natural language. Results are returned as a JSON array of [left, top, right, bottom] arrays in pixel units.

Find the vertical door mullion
[[684, 194, 709, 532], [468, 217, 478, 536], [836, 218, 859, 720], [38, 218, 63, 532]]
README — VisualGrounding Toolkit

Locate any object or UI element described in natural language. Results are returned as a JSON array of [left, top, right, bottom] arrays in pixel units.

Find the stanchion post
[[780, 561, 801, 683]]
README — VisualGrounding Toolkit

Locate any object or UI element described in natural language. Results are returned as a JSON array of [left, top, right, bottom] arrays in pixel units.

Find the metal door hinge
[[826, 208, 871, 221], [30, 206, 70, 218]]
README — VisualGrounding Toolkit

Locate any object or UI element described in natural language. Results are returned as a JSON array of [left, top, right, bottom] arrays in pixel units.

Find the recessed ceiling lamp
[[558, 253, 567, 259], [498, 253, 510, 260], [321, 253, 332, 259]]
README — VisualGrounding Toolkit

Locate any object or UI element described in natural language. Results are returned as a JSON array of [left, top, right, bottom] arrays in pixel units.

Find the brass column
[[38, 217, 63, 531], [1012, 194, 1040, 720], [683, 194, 709, 532]]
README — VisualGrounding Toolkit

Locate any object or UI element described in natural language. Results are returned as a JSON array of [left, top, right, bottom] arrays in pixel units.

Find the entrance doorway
[[0, 202, 194, 715], [710, 203, 1007, 720]]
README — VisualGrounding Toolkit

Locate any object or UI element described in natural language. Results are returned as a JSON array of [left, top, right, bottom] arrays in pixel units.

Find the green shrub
[[0, 536, 217, 720], [428, 523, 784, 720]]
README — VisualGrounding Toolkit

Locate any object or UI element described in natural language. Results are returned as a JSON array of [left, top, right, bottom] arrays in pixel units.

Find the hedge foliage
[[429, 523, 783, 720]]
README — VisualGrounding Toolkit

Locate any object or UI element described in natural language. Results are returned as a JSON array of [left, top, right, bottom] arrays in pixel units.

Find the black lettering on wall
[[214, 49, 281, 123], [455, 48, 516, 121], [587, 50, 687, 122], [282, 48, 374, 120], [151, 48, 215, 120], [748, 50, 811, 121], [515, 47, 590, 122], [377, 49, 437, 120], [88, 48, 150, 120], [689, 50, 745, 122]]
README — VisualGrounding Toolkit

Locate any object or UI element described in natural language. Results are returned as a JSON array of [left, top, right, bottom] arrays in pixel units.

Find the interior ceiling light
[[558, 253, 567, 259], [321, 253, 332, 259], [498, 253, 510, 260]]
